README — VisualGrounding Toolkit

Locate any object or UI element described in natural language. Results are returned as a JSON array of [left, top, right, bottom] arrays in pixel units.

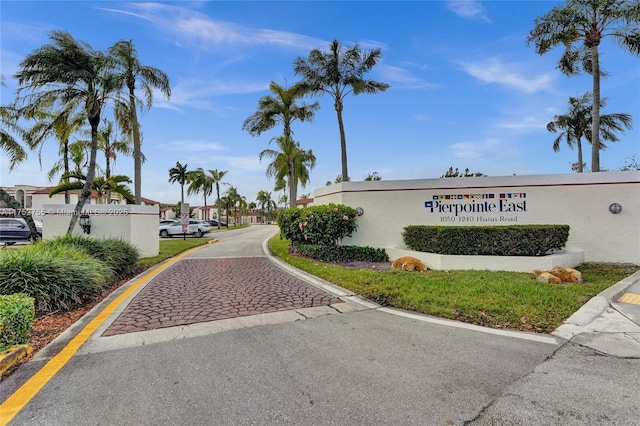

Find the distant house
[[296, 197, 314, 208], [0, 184, 158, 219]]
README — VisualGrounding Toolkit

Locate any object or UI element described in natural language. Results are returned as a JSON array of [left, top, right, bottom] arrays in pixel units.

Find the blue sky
[[2, 1, 639, 206]]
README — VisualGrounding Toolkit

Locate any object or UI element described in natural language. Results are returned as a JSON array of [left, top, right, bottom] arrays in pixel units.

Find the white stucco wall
[[313, 172, 640, 265], [42, 204, 159, 258]]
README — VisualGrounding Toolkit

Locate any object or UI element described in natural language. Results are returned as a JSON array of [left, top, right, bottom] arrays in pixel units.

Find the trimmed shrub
[[278, 204, 358, 245], [0, 243, 112, 313], [0, 293, 35, 351], [402, 225, 569, 256], [293, 243, 389, 263], [44, 234, 140, 277]]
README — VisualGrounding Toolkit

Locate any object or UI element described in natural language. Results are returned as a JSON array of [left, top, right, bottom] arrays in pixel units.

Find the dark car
[[205, 220, 227, 228], [0, 218, 42, 245]]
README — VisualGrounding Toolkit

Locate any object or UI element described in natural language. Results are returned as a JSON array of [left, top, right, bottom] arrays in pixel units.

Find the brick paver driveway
[[104, 253, 341, 336]]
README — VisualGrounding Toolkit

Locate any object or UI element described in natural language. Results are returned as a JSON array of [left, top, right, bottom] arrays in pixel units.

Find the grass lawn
[[268, 237, 639, 333]]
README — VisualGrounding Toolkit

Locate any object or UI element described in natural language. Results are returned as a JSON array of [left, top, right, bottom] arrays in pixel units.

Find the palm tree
[[219, 195, 233, 225], [0, 101, 28, 173], [186, 168, 214, 220], [109, 40, 171, 204], [208, 169, 229, 229], [15, 30, 119, 233], [47, 139, 90, 183], [528, 0, 640, 172], [49, 173, 134, 204], [242, 80, 319, 140], [95, 118, 132, 203], [0, 94, 39, 238], [256, 190, 276, 223], [168, 161, 189, 204], [225, 186, 245, 226], [294, 39, 390, 181], [259, 135, 316, 209], [547, 93, 632, 172]]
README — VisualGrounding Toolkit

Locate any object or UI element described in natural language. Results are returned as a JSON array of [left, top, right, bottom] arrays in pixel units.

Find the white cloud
[[460, 56, 555, 93], [160, 140, 227, 152], [446, 0, 491, 23], [153, 78, 269, 111], [495, 115, 547, 133], [102, 3, 327, 52], [449, 137, 520, 160], [379, 65, 438, 90]]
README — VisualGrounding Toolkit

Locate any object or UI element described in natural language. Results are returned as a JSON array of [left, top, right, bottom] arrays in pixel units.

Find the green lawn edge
[[268, 236, 639, 333]]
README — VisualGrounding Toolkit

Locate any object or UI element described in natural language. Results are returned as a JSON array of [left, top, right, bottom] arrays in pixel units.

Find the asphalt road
[[5, 225, 637, 425]]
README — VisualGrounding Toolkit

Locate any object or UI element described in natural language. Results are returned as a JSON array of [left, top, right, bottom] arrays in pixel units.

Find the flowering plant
[[277, 203, 359, 245]]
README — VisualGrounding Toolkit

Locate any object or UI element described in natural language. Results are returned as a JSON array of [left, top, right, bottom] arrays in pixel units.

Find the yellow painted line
[[0, 245, 206, 425], [618, 292, 640, 305]]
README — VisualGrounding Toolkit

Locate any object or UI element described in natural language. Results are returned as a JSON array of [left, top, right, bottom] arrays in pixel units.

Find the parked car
[[159, 219, 210, 238], [0, 218, 42, 244], [159, 219, 176, 225], [204, 220, 227, 228]]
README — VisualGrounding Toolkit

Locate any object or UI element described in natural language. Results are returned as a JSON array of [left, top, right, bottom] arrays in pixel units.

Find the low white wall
[[313, 172, 640, 266], [42, 204, 159, 258]]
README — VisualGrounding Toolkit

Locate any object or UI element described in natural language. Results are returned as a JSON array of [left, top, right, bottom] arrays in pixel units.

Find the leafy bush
[[277, 204, 359, 245], [402, 225, 570, 256], [0, 243, 111, 313], [0, 293, 35, 351], [44, 234, 140, 277], [293, 243, 389, 262]]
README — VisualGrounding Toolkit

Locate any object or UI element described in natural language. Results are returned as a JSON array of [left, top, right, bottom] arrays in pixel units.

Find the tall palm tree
[[208, 169, 229, 229], [547, 93, 632, 172], [168, 161, 189, 204], [15, 30, 119, 233], [294, 39, 390, 181], [186, 167, 214, 220], [96, 118, 132, 203], [259, 135, 316, 209], [242, 80, 319, 140], [528, 0, 640, 172], [109, 39, 171, 204]]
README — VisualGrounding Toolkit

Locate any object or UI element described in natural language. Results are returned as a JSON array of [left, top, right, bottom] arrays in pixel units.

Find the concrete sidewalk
[[553, 270, 640, 358]]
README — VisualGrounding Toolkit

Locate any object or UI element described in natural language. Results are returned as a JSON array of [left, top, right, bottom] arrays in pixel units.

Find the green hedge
[[0, 243, 112, 313], [0, 293, 35, 351], [402, 225, 570, 256], [293, 243, 389, 263], [44, 235, 140, 277]]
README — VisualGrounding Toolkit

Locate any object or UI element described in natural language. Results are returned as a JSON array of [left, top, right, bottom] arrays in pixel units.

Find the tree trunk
[[130, 86, 142, 204], [591, 46, 601, 172], [334, 99, 349, 181], [577, 137, 583, 173], [63, 138, 70, 204], [68, 118, 99, 233], [216, 187, 222, 229], [105, 155, 112, 204], [288, 163, 296, 209]]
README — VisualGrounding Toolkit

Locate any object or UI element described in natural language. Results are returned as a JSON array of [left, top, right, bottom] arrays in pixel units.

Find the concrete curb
[[553, 270, 640, 340], [0, 345, 33, 377]]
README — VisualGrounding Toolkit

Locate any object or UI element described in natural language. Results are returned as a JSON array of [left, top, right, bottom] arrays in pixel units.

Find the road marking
[[0, 245, 205, 426], [618, 292, 640, 305]]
